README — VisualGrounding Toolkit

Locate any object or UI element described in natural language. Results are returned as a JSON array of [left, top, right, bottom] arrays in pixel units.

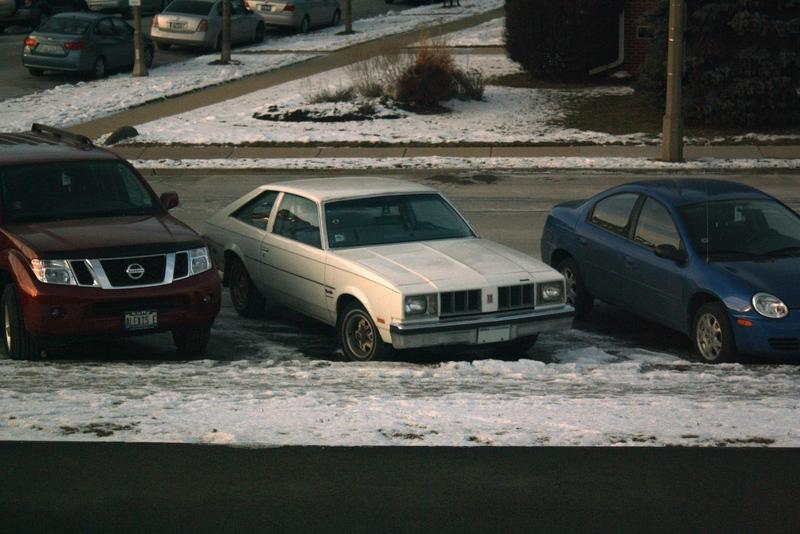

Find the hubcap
[[345, 313, 374, 360], [561, 267, 577, 306], [696, 313, 723, 361], [4, 302, 11, 351]]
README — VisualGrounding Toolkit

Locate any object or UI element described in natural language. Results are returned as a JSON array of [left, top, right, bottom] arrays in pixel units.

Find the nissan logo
[[126, 263, 146, 280]]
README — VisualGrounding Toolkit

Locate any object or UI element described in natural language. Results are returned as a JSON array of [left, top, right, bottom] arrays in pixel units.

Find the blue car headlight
[[752, 293, 788, 319]]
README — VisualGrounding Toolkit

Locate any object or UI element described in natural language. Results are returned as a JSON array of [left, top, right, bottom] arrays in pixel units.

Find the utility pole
[[342, 0, 354, 35], [661, 0, 685, 162], [221, 0, 231, 64], [131, 0, 148, 77]]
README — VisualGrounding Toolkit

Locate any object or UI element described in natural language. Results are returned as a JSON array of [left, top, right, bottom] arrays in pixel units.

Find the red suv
[[0, 124, 221, 359]]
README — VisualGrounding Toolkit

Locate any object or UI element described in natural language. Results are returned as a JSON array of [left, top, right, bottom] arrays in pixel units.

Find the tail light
[[64, 41, 85, 50], [152, 16, 160, 29], [197, 19, 208, 32], [24, 37, 36, 48], [283, 4, 295, 11]]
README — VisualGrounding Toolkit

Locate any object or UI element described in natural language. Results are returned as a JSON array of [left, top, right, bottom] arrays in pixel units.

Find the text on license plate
[[37, 44, 63, 55], [170, 21, 187, 29], [124, 310, 158, 331], [260, 5, 272, 11], [478, 325, 511, 344]]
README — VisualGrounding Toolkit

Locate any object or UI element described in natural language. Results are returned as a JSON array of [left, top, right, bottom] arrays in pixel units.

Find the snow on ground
[[0, 0, 503, 131], [440, 17, 505, 47], [132, 156, 800, 171], [242, 0, 504, 53], [0, 303, 797, 447], [132, 54, 653, 145]]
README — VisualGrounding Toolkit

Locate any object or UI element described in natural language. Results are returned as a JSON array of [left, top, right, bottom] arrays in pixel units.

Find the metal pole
[[342, 0, 353, 34], [132, 4, 148, 77], [661, 0, 685, 162], [221, 0, 231, 63]]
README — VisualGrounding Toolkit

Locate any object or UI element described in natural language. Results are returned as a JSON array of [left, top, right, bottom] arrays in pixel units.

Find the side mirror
[[655, 244, 687, 264], [160, 191, 179, 210]]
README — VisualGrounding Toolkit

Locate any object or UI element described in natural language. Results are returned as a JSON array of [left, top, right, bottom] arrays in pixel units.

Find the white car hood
[[331, 238, 553, 289]]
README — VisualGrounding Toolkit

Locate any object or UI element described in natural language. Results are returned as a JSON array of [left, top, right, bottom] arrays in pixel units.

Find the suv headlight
[[752, 293, 788, 319], [404, 294, 438, 317], [538, 281, 565, 304], [31, 259, 75, 286], [189, 247, 211, 275]]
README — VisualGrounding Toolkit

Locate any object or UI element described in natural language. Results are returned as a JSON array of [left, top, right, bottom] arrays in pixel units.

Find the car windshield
[[38, 17, 91, 35], [324, 193, 475, 249], [164, 0, 214, 15], [681, 199, 800, 261], [0, 161, 159, 224]]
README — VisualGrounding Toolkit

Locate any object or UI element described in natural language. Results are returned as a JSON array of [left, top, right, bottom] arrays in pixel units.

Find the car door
[[226, 189, 281, 295], [621, 196, 688, 330], [110, 18, 135, 69], [261, 192, 329, 322], [229, 0, 248, 43], [94, 17, 126, 70], [573, 192, 640, 306]]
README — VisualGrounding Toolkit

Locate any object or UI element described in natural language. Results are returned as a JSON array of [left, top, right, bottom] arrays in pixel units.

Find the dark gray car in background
[[21, 11, 154, 77]]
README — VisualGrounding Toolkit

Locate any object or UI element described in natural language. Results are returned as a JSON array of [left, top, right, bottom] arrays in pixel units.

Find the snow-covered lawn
[[131, 55, 656, 145], [0, 302, 797, 447], [0, 0, 503, 132], [439, 17, 505, 47]]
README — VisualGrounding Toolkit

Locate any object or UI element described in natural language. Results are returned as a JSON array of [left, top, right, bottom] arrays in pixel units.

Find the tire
[[156, 41, 171, 51], [693, 302, 738, 364], [338, 302, 392, 362], [172, 324, 211, 356], [298, 15, 310, 34], [28, 67, 44, 76], [1, 285, 41, 361], [143, 45, 154, 68], [91, 56, 106, 79], [227, 256, 265, 318], [495, 335, 539, 357], [558, 257, 593, 319], [331, 9, 340, 27], [254, 23, 265, 43]]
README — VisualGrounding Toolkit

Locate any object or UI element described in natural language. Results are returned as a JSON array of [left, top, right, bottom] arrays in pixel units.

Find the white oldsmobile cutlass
[[203, 178, 574, 361]]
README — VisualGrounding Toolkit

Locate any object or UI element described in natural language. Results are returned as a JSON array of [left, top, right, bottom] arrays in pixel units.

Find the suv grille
[[440, 290, 481, 317], [173, 252, 189, 279], [100, 255, 167, 287], [768, 338, 799, 352], [70, 260, 96, 286], [498, 283, 535, 311]]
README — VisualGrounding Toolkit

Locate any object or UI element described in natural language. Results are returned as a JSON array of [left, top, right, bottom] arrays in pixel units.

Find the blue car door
[[573, 192, 640, 306], [621, 196, 687, 330]]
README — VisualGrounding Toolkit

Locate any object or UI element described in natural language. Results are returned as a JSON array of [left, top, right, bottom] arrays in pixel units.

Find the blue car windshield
[[681, 199, 800, 261], [325, 193, 474, 249], [38, 17, 91, 35]]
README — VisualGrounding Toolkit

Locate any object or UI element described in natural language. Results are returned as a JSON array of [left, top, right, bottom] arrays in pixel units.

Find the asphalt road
[[0, 0, 415, 101]]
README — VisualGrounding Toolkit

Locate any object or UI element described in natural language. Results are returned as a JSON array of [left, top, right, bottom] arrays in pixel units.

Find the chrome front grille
[[498, 283, 535, 311], [440, 289, 481, 317], [67, 252, 192, 289]]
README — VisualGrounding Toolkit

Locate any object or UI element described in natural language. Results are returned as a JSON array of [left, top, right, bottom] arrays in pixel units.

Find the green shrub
[[505, 0, 624, 81], [638, 0, 800, 128]]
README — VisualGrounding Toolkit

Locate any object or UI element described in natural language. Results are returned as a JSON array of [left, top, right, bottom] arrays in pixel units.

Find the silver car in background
[[246, 0, 340, 34], [151, 0, 264, 50]]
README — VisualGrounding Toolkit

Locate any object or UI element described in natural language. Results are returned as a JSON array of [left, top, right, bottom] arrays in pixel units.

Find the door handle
[[261, 247, 269, 254]]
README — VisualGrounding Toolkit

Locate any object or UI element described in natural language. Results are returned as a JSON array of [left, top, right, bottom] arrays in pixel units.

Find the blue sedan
[[541, 179, 800, 363]]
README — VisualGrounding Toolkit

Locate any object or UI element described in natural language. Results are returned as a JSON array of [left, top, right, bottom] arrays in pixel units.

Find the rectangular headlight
[[31, 259, 76, 286], [404, 294, 438, 317], [538, 281, 565, 304]]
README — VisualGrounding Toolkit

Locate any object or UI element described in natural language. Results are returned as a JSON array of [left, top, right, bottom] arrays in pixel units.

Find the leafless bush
[[348, 50, 412, 99], [454, 67, 485, 101], [306, 85, 356, 104], [395, 40, 459, 108]]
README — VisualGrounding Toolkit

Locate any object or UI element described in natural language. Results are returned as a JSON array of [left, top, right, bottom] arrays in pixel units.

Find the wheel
[[298, 15, 310, 34], [143, 45, 154, 68], [227, 256, 265, 318], [331, 9, 340, 26], [28, 67, 44, 76], [693, 302, 738, 363], [172, 324, 211, 356], [495, 335, 539, 357], [558, 257, 593, 318], [338, 302, 392, 362], [254, 23, 265, 43], [1, 285, 41, 361], [156, 41, 171, 51], [90, 56, 106, 79]]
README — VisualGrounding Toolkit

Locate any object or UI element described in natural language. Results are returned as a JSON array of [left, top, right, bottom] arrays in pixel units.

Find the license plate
[[478, 325, 511, 344], [260, 4, 272, 11], [124, 310, 158, 331], [37, 44, 63, 55], [170, 21, 187, 29]]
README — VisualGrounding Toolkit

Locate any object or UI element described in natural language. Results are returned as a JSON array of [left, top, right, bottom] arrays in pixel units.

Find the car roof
[[621, 179, 773, 207], [0, 130, 120, 167], [48, 11, 107, 21], [262, 177, 437, 203]]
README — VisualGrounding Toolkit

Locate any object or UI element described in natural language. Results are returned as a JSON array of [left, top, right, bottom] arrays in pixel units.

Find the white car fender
[[331, 284, 397, 344]]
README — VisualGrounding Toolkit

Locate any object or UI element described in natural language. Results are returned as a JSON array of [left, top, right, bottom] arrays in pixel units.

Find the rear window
[[38, 17, 91, 35], [164, 0, 215, 15]]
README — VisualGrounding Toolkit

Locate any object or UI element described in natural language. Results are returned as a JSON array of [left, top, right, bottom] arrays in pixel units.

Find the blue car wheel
[[693, 302, 738, 363]]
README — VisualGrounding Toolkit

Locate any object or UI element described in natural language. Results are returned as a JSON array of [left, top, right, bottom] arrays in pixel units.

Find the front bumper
[[730, 310, 800, 358], [389, 305, 574, 349], [19, 269, 221, 338]]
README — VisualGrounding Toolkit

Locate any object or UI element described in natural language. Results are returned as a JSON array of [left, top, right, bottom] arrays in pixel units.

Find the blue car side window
[[589, 193, 639, 237], [634, 198, 682, 250]]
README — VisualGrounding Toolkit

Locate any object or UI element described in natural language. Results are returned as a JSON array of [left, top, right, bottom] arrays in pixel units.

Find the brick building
[[622, 0, 659, 74]]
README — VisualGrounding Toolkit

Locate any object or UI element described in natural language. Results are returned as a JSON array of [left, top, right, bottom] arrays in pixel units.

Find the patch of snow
[[439, 17, 505, 47]]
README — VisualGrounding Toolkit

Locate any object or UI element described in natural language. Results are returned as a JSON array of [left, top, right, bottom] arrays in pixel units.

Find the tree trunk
[[221, 0, 231, 64]]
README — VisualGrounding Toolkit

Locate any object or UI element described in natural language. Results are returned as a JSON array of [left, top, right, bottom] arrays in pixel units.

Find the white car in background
[[203, 177, 574, 361], [246, 0, 340, 33]]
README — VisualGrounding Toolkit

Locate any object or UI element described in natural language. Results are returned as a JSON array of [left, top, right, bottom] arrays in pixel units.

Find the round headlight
[[752, 293, 788, 319]]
